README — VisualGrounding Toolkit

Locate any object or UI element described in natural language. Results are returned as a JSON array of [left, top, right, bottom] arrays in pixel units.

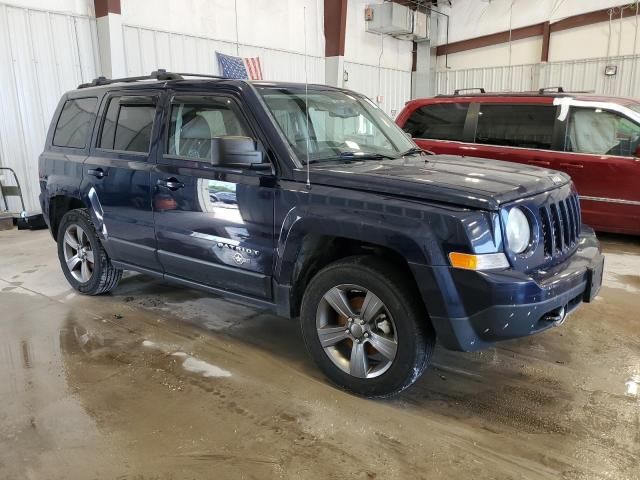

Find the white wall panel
[[540, 55, 640, 98], [0, 3, 98, 213], [436, 63, 539, 95], [434, 1, 640, 69], [344, 0, 413, 71], [436, 55, 640, 98], [435, 0, 630, 45], [436, 37, 543, 70], [343, 62, 411, 118], [121, 0, 324, 58], [122, 25, 325, 84]]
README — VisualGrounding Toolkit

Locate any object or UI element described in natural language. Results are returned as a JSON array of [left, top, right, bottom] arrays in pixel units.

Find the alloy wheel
[[316, 284, 398, 379], [62, 224, 94, 283]]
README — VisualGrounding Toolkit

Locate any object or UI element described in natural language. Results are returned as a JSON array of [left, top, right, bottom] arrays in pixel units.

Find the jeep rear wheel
[[300, 256, 435, 397], [57, 209, 122, 295]]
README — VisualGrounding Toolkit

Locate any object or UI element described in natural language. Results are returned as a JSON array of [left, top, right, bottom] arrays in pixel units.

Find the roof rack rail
[[453, 87, 486, 95], [176, 72, 227, 80], [78, 69, 188, 89], [538, 86, 564, 94], [77, 70, 230, 89]]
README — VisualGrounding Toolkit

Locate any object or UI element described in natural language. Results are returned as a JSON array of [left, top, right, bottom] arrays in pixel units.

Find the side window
[[475, 104, 556, 150], [167, 96, 249, 160], [99, 96, 156, 153], [403, 103, 469, 140], [52, 97, 98, 148], [566, 107, 640, 157]]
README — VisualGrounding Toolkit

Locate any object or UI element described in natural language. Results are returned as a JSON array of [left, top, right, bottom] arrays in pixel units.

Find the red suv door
[[556, 106, 640, 235]]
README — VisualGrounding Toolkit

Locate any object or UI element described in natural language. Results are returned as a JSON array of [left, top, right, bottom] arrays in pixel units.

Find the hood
[[304, 155, 571, 210]]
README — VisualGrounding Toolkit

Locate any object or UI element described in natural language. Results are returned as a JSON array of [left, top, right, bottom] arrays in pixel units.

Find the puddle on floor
[[625, 376, 639, 397], [142, 338, 232, 378]]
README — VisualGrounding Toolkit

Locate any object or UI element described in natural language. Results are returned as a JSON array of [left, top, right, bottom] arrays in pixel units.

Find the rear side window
[[403, 103, 469, 140], [52, 97, 98, 148], [99, 96, 157, 153], [475, 104, 556, 150]]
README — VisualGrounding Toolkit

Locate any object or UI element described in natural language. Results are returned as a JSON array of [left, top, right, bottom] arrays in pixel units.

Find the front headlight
[[506, 207, 531, 254]]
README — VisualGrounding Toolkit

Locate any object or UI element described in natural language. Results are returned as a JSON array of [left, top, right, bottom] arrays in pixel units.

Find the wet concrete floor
[[0, 229, 638, 479]]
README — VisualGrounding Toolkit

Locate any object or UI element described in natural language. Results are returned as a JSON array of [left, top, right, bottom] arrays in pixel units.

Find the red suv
[[396, 88, 640, 235]]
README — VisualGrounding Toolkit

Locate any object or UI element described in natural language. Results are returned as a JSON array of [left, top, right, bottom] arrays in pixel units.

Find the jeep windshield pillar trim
[[39, 71, 604, 397]]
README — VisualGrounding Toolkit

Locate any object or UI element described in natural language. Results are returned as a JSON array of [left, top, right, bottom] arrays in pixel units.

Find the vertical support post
[[324, 0, 347, 88], [541, 21, 551, 62], [94, 0, 125, 78]]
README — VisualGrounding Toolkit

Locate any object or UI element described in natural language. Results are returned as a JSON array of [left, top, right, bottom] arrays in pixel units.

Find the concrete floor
[[0, 229, 638, 480]]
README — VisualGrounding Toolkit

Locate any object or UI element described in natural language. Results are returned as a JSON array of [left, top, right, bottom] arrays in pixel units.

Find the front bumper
[[411, 226, 604, 351]]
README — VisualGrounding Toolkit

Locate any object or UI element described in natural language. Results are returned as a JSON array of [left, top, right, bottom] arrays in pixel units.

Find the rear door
[[151, 91, 276, 299], [403, 101, 562, 171], [556, 106, 640, 234], [82, 90, 162, 271], [43, 96, 99, 216], [469, 102, 561, 168]]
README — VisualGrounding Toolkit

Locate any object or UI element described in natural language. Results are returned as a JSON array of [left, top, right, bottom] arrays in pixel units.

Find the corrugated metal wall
[[122, 25, 326, 84], [436, 63, 540, 95], [343, 61, 412, 118], [436, 54, 640, 97], [0, 2, 99, 213], [540, 55, 640, 98]]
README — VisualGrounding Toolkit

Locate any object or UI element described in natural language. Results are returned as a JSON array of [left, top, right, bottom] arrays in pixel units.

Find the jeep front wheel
[[300, 256, 435, 397]]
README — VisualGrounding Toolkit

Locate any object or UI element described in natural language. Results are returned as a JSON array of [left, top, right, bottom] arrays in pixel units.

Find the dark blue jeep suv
[[39, 70, 604, 397]]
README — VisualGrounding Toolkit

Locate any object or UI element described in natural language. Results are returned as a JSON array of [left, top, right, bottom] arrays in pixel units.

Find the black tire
[[57, 208, 122, 295], [300, 255, 435, 398]]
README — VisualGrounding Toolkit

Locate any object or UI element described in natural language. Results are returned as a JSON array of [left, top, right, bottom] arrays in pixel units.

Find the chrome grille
[[539, 192, 581, 258]]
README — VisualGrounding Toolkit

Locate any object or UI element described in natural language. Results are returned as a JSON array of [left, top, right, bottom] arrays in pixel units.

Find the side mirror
[[635, 144, 640, 158], [211, 136, 264, 168]]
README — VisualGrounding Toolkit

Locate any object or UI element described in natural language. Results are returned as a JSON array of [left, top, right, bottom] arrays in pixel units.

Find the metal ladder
[[0, 167, 26, 211], [0, 167, 26, 230]]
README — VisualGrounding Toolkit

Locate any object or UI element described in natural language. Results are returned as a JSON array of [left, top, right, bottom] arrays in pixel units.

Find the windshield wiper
[[335, 151, 396, 160], [306, 151, 396, 165], [398, 147, 433, 157]]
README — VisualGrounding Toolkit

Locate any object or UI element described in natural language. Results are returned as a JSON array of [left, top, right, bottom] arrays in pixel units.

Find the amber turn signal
[[448, 252, 510, 271]]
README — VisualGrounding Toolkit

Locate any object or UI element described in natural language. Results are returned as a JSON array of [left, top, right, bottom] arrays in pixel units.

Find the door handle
[[87, 168, 107, 178], [157, 177, 185, 191], [559, 163, 584, 169], [528, 159, 551, 166]]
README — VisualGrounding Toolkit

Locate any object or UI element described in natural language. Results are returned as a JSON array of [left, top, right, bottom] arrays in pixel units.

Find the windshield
[[258, 87, 415, 164]]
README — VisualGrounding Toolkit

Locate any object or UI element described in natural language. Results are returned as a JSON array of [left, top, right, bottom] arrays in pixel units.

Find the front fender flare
[[274, 204, 439, 286]]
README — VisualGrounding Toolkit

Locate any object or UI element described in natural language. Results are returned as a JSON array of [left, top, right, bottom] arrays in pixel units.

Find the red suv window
[[404, 103, 469, 140], [475, 104, 556, 150]]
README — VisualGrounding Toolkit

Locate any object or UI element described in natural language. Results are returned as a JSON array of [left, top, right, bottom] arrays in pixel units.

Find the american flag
[[216, 52, 263, 80]]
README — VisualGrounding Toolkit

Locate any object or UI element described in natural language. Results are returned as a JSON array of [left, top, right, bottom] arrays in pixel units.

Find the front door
[[82, 91, 162, 271], [151, 92, 276, 299], [556, 106, 640, 234]]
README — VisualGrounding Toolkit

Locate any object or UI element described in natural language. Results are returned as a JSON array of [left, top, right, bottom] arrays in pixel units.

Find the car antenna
[[304, 5, 311, 190]]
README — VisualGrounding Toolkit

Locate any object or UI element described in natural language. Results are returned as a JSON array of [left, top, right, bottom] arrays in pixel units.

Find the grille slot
[[539, 207, 553, 256], [539, 193, 581, 258]]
